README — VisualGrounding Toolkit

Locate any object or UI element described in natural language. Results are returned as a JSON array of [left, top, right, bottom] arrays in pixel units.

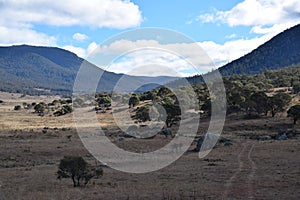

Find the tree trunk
[[271, 110, 275, 117], [77, 177, 80, 187], [72, 176, 76, 187]]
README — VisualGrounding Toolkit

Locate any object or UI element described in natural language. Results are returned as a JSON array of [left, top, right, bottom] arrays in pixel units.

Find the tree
[[134, 105, 151, 122], [96, 95, 111, 105], [14, 105, 21, 110], [248, 91, 269, 115], [162, 102, 181, 127], [54, 105, 73, 116], [268, 92, 292, 117], [34, 103, 45, 113], [293, 82, 300, 94], [128, 94, 140, 108], [57, 156, 103, 187], [287, 105, 300, 124]]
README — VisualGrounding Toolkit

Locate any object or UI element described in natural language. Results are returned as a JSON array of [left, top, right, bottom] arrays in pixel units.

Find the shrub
[[57, 156, 103, 187], [54, 105, 73, 116], [128, 94, 140, 108], [34, 103, 45, 113], [287, 105, 300, 124], [14, 105, 21, 110]]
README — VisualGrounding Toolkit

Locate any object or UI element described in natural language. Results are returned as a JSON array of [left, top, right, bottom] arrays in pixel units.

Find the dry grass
[[0, 92, 300, 199]]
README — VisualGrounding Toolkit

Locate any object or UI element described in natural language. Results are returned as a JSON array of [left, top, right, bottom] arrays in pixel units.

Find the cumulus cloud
[[0, 0, 142, 47], [71, 37, 275, 76], [73, 33, 89, 41], [83, 39, 215, 76], [62, 42, 98, 58], [0, 0, 142, 29], [197, 0, 300, 37], [0, 26, 56, 46], [198, 0, 300, 26]]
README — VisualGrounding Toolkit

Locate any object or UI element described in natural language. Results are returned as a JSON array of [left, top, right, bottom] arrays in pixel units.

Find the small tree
[[128, 94, 140, 108], [287, 105, 300, 124], [268, 92, 292, 117], [14, 105, 21, 110], [34, 103, 45, 113], [162, 102, 181, 127], [135, 105, 151, 122], [57, 156, 103, 187]]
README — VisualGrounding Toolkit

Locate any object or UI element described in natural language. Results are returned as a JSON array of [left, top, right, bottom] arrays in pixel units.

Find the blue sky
[[1, 0, 300, 76]]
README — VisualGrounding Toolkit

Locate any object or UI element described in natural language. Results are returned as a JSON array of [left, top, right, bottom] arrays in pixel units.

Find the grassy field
[[0, 92, 299, 199]]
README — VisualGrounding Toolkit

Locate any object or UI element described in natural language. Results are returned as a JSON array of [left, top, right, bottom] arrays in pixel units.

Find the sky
[[1, 0, 300, 76]]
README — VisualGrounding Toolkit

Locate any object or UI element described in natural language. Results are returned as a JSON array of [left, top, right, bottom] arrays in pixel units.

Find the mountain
[[219, 24, 300, 76], [0, 45, 178, 94]]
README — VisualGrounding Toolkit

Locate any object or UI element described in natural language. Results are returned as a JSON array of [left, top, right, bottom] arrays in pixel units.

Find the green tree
[[247, 91, 268, 116], [162, 102, 181, 127], [34, 103, 45, 113], [96, 95, 111, 105], [287, 105, 300, 124], [135, 105, 151, 122], [57, 156, 103, 187], [293, 82, 300, 94], [128, 94, 140, 108], [268, 92, 292, 117], [14, 105, 21, 110]]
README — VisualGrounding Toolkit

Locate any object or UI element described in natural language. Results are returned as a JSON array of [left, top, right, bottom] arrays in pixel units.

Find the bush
[[128, 94, 140, 108], [287, 105, 300, 124], [57, 156, 103, 187], [54, 105, 73, 116], [34, 103, 45, 113], [14, 105, 21, 110]]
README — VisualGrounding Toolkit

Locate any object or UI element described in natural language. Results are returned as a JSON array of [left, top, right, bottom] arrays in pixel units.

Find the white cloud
[[0, 26, 56, 46], [71, 36, 275, 76], [225, 33, 237, 39], [199, 0, 300, 27], [73, 33, 88, 41], [197, 0, 300, 37], [62, 42, 98, 58], [0, 0, 142, 47], [0, 0, 142, 29], [199, 34, 273, 67]]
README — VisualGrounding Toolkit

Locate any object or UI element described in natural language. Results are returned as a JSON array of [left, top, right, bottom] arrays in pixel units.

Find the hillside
[[219, 24, 300, 76], [0, 45, 178, 94]]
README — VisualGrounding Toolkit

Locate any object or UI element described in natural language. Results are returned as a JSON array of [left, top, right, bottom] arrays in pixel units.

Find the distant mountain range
[[0, 24, 299, 94], [0, 45, 178, 94]]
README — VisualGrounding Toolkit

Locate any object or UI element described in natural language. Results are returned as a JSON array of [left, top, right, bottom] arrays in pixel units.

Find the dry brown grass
[[0, 92, 300, 199]]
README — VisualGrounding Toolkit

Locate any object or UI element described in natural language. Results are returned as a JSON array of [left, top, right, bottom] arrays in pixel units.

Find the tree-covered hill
[[0, 45, 178, 94], [219, 24, 300, 76]]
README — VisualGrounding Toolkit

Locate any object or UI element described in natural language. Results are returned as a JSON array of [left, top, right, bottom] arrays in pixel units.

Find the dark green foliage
[[293, 82, 300, 94], [248, 91, 269, 116], [14, 105, 21, 110], [139, 91, 156, 101], [128, 94, 140, 108], [135, 106, 151, 122], [287, 105, 300, 124], [268, 92, 292, 117], [161, 102, 181, 127], [96, 94, 111, 106], [57, 156, 103, 187], [54, 105, 73, 116], [34, 103, 45, 113]]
